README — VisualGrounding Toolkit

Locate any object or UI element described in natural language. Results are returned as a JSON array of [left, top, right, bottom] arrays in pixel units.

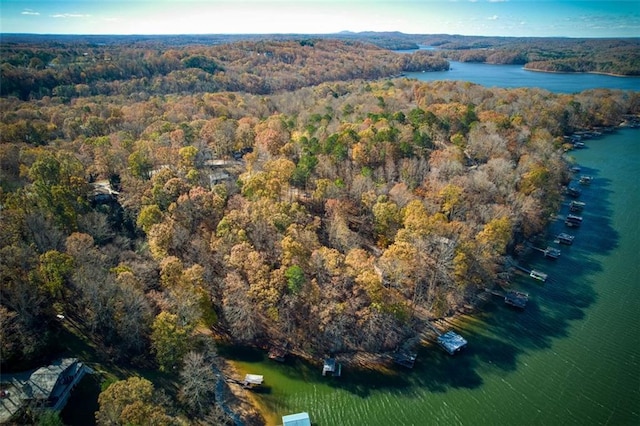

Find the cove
[[223, 127, 640, 425]]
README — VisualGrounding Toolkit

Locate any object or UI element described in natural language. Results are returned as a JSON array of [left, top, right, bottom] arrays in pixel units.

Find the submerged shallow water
[[226, 128, 640, 425]]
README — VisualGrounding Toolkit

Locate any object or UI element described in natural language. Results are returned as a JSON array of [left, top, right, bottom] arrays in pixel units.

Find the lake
[[404, 61, 640, 93], [225, 64, 640, 425]]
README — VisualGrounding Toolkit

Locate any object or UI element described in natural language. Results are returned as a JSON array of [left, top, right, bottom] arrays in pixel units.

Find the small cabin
[[242, 374, 264, 389], [282, 412, 311, 426], [322, 358, 342, 377], [437, 331, 468, 355]]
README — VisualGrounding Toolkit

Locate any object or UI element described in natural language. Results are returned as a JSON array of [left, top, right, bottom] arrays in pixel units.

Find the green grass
[[54, 318, 181, 424]]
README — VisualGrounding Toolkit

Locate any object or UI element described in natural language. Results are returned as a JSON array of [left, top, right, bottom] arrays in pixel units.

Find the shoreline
[[214, 356, 268, 425], [218, 306, 479, 425], [522, 66, 636, 78]]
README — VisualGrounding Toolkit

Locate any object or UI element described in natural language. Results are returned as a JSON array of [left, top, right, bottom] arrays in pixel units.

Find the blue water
[[404, 61, 640, 93]]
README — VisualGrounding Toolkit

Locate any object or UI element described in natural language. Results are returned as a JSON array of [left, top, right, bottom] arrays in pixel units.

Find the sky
[[1, 0, 639, 38]]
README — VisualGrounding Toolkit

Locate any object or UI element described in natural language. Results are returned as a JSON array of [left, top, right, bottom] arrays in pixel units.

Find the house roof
[[282, 412, 311, 426], [437, 331, 467, 355], [23, 358, 79, 400]]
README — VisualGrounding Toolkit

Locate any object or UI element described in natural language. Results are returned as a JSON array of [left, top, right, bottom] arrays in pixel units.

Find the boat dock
[[579, 175, 593, 185], [485, 288, 529, 309], [227, 374, 264, 389], [436, 331, 468, 355], [556, 233, 575, 245], [504, 291, 529, 309], [512, 264, 548, 282], [322, 358, 342, 377], [565, 214, 583, 228], [569, 200, 585, 212], [529, 269, 548, 282], [393, 351, 418, 368]]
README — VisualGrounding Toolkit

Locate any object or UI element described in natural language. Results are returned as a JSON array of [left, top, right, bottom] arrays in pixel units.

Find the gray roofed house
[[0, 358, 91, 423]]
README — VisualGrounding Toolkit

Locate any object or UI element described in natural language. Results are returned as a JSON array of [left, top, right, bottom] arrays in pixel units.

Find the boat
[[569, 200, 585, 212], [570, 166, 582, 173], [504, 290, 529, 309], [567, 187, 582, 198], [544, 247, 561, 259], [436, 331, 468, 355], [530, 270, 548, 282], [556, 233, 575, 245]]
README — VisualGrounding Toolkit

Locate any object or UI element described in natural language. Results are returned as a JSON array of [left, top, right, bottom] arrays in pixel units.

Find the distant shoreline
[[522, 66, 635, 78]]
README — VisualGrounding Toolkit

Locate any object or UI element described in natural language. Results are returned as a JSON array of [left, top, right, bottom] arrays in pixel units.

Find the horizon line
[[2, 31, 638, 40]]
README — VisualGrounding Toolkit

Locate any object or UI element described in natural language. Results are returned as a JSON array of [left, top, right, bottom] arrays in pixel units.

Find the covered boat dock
[[437, 331, 468, 355]]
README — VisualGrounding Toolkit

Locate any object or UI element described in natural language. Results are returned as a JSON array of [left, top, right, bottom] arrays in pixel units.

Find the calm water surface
[[227, 128, 640, 426], [404, 61, 640, 93]]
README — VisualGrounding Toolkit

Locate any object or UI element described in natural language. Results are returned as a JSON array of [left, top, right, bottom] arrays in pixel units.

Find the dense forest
[[423, 35, 640, 76], [1, 35, 639, 425], [0, 36, 447, 100]]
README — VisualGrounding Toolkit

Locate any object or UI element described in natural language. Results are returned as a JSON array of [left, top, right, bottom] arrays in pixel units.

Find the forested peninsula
[[1, 34, 639, 425]]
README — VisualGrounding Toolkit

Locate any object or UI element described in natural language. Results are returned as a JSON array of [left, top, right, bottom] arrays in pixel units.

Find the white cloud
[[488, 0, 509, 3], [488, 15, 499, 20], [21, 9, 40, 16], [50, 13, 91, 19]]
